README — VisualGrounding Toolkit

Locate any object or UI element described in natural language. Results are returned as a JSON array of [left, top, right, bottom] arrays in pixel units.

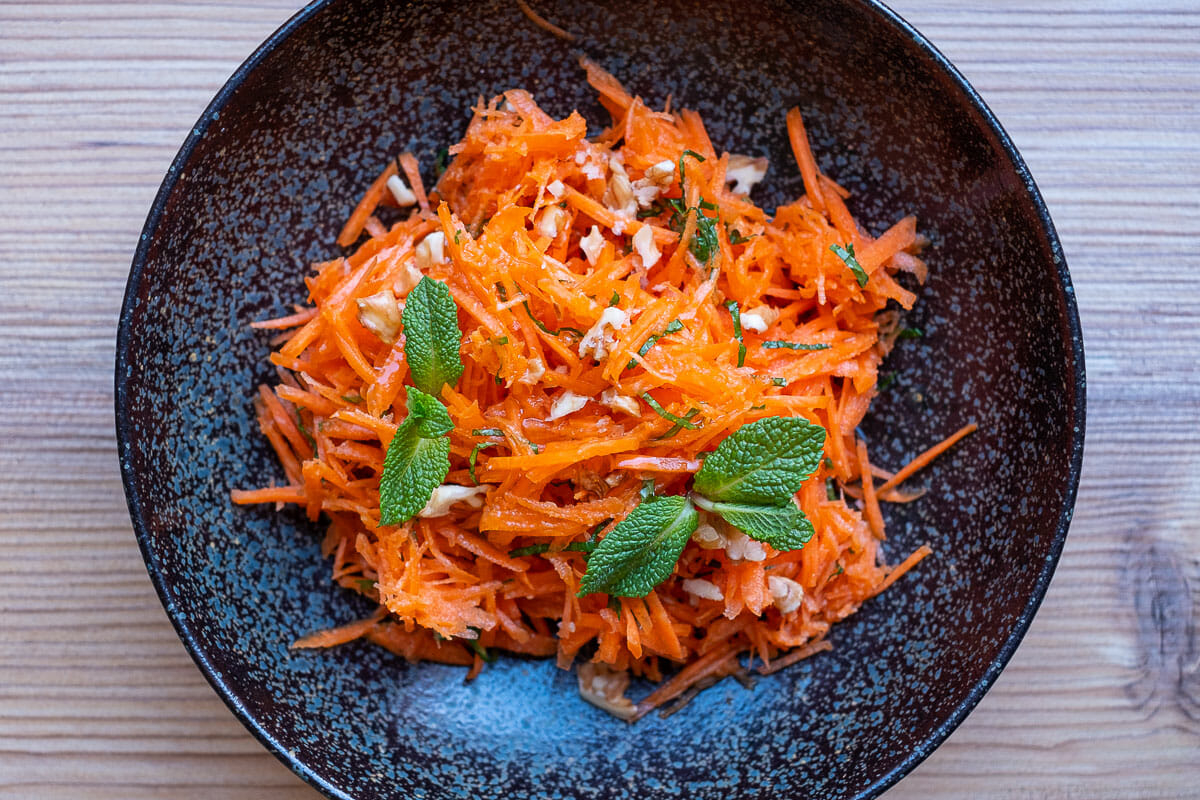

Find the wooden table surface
[[2, 1, 1198, 798]]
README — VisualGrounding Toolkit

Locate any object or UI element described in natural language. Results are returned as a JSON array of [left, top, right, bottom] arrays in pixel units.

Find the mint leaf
[[657, 407, 701, 440], [521, 299, 584, 338], [693, 496, 814, 551], [402, 276, 464, 396], [666, 152, 721, 265], [468, 442, 498, 485], [378, 388, 453, 525], [692, 416, 826, 505], [678, 149, 706, 185], [405, 386, 453, 437], [462, 631, 495, 662], [830, 242, 868, 287], [510, 540, 595, 557], [577, 496, 698, 598]]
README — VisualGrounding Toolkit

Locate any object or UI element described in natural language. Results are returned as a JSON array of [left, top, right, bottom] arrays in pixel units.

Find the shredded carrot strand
[[756, 638, 833, 675], [876, 423, 979, 494], [856, 438, 885, 539], [292, 609, 386, 649], [336, 161, 398, 247], [873, 544, 934, 596], [515, 0, 577, 43]]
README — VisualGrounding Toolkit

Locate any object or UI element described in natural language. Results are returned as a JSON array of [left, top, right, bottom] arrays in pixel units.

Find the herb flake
[[762, 340, 831, 351], [627, 319, 684, 370], [830, 242, 869, 287], [725, 300, 747, 367], [641, 392, 701, 432]]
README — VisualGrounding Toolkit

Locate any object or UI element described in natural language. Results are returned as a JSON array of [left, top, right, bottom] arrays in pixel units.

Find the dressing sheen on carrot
[[234, 61, 973, 717]]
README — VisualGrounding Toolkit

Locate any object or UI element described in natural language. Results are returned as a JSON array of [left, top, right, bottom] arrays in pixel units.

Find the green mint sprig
[[378, 276, 467, 525], [577, 416, 826, 598]]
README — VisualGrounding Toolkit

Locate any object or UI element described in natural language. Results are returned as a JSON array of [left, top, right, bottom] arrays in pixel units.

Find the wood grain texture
[[0, 1, 1197, 798]]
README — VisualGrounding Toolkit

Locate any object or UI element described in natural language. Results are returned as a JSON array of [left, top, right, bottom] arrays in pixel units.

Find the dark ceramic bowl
[[116, 1, 1085, 798]]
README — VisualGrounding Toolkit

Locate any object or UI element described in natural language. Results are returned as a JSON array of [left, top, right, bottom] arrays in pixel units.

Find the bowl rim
[[114, 1, 1086, 798]]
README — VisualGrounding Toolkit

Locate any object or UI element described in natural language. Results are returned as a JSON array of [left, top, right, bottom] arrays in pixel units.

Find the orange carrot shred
[[336, 161, 398, 247], [876, 423, 979, 494], [516, 0, 577, 43], [856, 438, 885, 540]]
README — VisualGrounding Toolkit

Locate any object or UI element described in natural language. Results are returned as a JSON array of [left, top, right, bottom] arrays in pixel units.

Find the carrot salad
[[233, 60, 973, 720]]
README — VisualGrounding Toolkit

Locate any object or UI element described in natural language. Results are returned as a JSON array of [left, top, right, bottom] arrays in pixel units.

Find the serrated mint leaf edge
[[693, 416, 826, 505], [577, 495, 698, 598], [694, 495, 815, 552], [405, 386, 454, 437], [402, 276, 465, 397], [378, 424, 451, 526]]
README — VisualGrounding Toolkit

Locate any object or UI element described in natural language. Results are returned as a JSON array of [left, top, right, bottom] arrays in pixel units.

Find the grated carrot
[[233, 61, 964, 716]]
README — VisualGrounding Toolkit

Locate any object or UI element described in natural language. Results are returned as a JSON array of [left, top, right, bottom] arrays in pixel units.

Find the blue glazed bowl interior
[[116, 1, 1084, 798]]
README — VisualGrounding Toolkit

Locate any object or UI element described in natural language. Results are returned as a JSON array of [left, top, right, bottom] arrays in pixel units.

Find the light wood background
[[2, 1, 1198, 798]]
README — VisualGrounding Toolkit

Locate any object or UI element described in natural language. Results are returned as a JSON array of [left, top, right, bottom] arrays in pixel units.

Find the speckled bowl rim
[[115, 1, 1086, 798]]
